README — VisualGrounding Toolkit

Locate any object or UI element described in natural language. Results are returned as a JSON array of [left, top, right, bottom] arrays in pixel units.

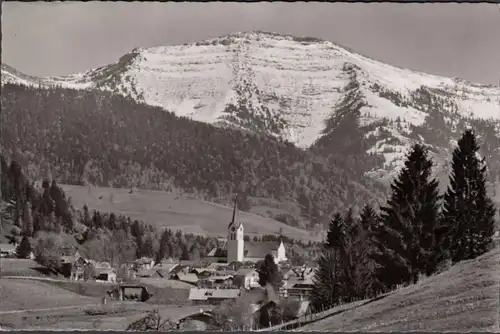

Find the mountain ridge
[[2, 31, 500, 186]]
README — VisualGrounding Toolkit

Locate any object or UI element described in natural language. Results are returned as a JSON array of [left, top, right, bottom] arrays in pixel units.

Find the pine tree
[[440, 130, 497, 263], [22, 200, 34, 237], [310, 249, 340, 311], [16, 235, 32, 259], [360, 204, 378, 232], [359, 204, 382, 295], [370, 144, 441, 288], [312, 212, 347, 309], [325, 213, 347, 250]]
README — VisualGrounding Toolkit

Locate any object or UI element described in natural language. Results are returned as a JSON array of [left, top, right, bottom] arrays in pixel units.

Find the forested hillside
[[0, 83, 386, 228]]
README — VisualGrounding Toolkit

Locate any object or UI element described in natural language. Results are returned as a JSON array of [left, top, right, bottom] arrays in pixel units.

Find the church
[[206, 201, 287, 264]]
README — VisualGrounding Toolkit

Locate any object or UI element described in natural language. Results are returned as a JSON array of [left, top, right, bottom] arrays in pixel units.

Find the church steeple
[[227, 193, 244, 263], [229, 193, 238, 228]]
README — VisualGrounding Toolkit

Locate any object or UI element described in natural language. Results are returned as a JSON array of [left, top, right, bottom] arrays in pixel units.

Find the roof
[[206, 247, 227, 258], [244, 241, 281, 259], [155, 267, 179, 278], [136, 269, 158, 277], [208, 275, 233, 281], [235, 268, 257, 276], [193, 267, 217, 274], [176, 273, 199, 284], [0, 244, 16, 251], [153, 262, 178, 273], [136, 257, 154, 264], [207, 262, 229, 270], [188, 288, 240, 301]]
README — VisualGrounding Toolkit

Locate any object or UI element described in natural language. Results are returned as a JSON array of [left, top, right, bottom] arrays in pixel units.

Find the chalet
[[133, 257, 155, 271], [107, 285, 153, 302], [153, 261, 179, 278], [233, 268, 260, 289], [172, 272, 199, 285], [282, 267, 316, 300], [188, 288, 241, 304], [0, 243, 17, 258], [95, 268, 117, 283]]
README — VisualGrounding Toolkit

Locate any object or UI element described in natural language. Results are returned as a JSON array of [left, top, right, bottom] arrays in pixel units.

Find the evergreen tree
[[370, 144, 441, 288], [360, 204, 378, 232], [22, 200, 34, 237], [325, 213, 347, 250], [310, 249, 340, 311], [440, 130, 497, 263], [312, 212, 348, 309], [16, 235, 32, 259]]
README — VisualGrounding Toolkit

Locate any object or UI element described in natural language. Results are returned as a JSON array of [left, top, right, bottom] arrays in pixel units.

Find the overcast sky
[[2, 2, 500, 85]]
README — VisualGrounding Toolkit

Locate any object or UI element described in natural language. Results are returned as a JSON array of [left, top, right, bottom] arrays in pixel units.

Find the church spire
[[229, 193, 238, 227]]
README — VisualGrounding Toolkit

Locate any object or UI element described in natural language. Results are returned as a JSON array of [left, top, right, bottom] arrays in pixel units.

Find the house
[[133, 257, 155, 271], [95, 268, 117, 283], [172, 272, 199, 285], [282, 269, 315, 300], [0, 243, 17, 258], [153, 261, 179, 278], [70, 257, 88, 281], [136, 268, 162, 278], [206, 201, 287, 264], [233, 268, 260, 289], [60, 248, 83, 277], [188, 288, 241, 304], [250, 284, 279, 329], [107, 285, 153, 302]]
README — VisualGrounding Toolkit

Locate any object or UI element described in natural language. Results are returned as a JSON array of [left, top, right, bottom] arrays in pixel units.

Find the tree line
[[1, 83, 386, 229], [311, 129, 497, 311], [1, 153, 316, 273]]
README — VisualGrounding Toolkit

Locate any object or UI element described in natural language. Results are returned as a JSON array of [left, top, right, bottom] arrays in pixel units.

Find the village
[[0, 204, 317, 330]]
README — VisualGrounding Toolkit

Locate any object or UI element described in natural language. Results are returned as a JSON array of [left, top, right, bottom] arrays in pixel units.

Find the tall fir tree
[[359, 204, 383, 295], [370, 144, 441, 289], [312, 212, 347, 310], [16, 235, 32, 259], [360, 204, 378, 232], [22, 200, 34, 237], [310, 249, 340, 311], [325, 213, 347, 250], [439, 130, 496, 263]]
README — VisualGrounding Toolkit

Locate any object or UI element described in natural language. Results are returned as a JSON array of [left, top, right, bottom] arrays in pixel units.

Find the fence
[[254, 291, 393, 332]]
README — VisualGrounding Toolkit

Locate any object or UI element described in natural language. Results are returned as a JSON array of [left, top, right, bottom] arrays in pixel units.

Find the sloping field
[[60, 184, 319, 241], [298, 247, 500, 332], [0, 259, 56, 278], [0, 279, 98, 311], [0, 302, 209, 330]]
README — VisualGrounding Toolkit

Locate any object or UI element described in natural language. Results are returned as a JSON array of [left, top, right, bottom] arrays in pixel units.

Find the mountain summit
[[2, 31, 500, 183]]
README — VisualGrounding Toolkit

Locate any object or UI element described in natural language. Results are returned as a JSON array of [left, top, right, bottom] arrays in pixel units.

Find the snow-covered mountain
[[2, 31, 500, 184]]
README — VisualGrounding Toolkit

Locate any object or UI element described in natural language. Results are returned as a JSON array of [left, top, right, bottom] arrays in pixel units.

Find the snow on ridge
[[2, 31, 499, 150]]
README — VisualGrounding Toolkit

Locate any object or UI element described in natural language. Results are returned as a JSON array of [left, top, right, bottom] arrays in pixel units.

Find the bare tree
[[126, 309, 177, 331], [211, 296, 255, 331]]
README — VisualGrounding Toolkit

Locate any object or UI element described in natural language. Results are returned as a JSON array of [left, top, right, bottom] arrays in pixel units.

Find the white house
[[206, 201, 287, 264], [234, 268, 260, 289]]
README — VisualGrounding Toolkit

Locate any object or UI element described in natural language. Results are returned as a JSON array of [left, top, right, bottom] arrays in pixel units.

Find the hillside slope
[[59, 184, 320, 240], [297, 247, 500, 332], [2, 31, 500, 183], [1, 84, 385, 229]]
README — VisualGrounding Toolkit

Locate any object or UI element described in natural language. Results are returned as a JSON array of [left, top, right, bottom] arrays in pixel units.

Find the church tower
[[227, 197, 244, 263]]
